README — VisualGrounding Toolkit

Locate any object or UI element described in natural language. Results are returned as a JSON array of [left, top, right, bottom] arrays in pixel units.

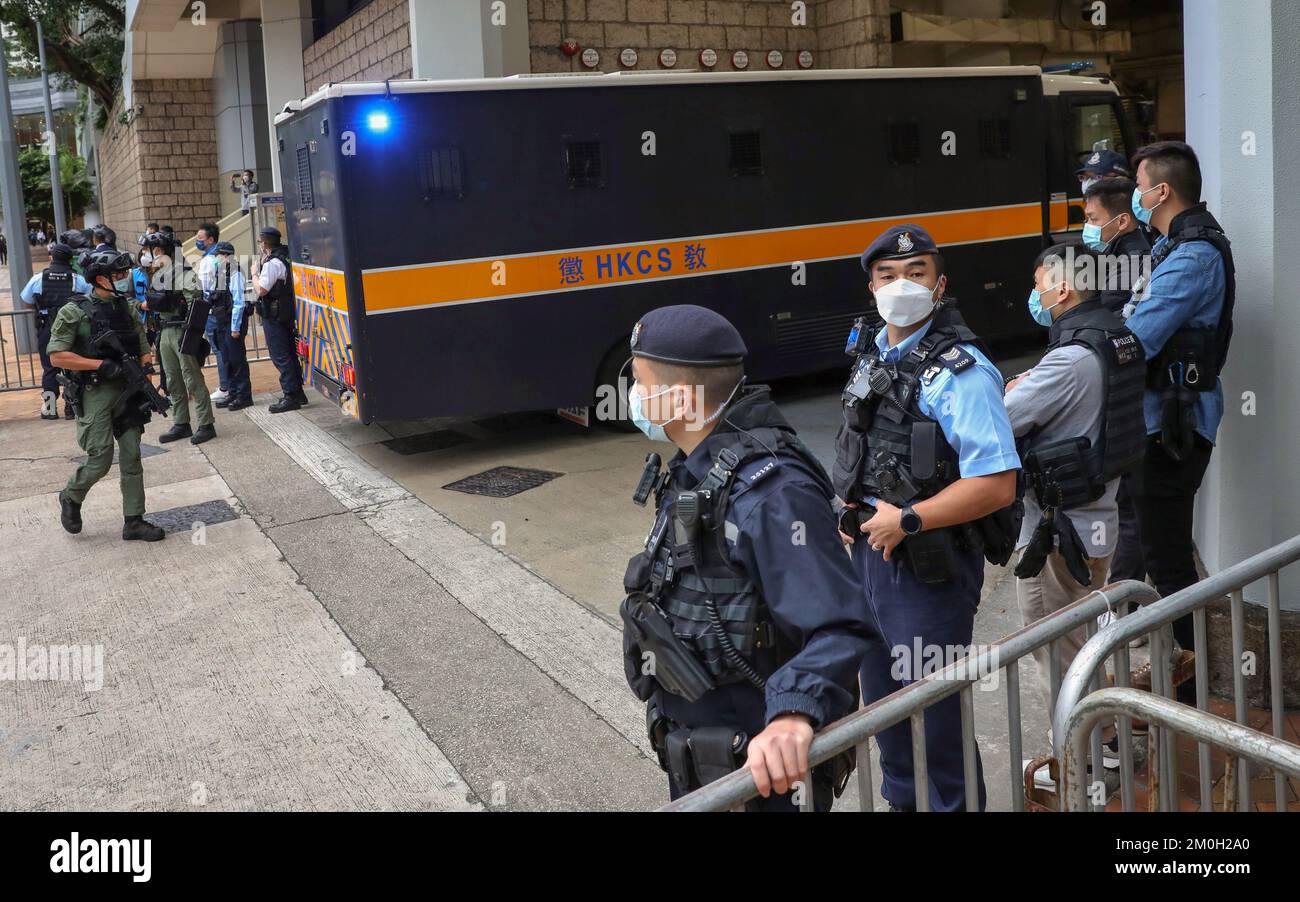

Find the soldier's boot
[[122, 516, 165, 542], [58, 491, 83, 534], [190, 423, 217, 445], [159, 422, 193, 443], [41, 391, 58, 420], [64, 402, 75, 419]]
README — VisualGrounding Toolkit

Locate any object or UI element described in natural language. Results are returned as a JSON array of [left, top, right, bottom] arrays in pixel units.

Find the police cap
[[258, 226, 281, 243], [214, 241, 236, 255], [48, 242, 73, 263], [629, 305, 747, 367], [1075, 149, 1133, 179], [860, 224, 940, 273]]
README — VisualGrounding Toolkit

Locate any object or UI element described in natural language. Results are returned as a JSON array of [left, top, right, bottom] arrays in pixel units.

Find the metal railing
[[1063, 688, 1300, 812], [1054, 534, 1300, 812], [661, 579, 1161, 812], [0, 308, 43, 391], [0, 301, 270, 393]]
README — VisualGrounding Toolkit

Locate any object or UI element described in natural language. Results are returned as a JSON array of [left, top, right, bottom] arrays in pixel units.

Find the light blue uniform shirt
[[229, 268, 248, 333], [1124, 235, 1226, 444], [863, 318, 1021, 506], [20, 271, 91, 310]]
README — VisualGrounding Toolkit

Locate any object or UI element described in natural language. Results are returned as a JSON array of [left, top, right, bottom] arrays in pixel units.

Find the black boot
[[268, 395, 303, 414], [122, 516, 165, 542], [159, 422, 193, 443], [59, 491, 83, 534], [190, 423, 217, 445], [64, 403, 75, 420], [226, 396, 253, 411]]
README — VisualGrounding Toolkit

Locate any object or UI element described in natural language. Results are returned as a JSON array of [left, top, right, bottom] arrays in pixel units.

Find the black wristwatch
[[900, 504, 923, 536]]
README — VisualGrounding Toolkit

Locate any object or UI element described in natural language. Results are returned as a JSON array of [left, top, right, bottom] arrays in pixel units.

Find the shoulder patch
[[740, 459, 780, 487], [924, 345, 976, 382]]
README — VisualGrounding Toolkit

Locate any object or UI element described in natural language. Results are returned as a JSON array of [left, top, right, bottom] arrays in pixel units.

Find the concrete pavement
[[1, 346, 1070, 811]]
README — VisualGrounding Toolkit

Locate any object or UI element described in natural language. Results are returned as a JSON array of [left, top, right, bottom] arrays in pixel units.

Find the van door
[[1048, 92, 1132, 243]]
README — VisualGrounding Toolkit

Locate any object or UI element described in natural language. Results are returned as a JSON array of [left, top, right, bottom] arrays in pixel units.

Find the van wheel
[[593, 341, 636, 432]]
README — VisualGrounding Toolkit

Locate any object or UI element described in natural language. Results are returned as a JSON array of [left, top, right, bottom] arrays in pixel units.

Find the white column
[[408, 0, 529, 80], [1185, 0, 1300, 607], [259, 0, 311, 190]]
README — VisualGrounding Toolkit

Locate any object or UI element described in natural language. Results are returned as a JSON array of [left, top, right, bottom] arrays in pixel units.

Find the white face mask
[[872, 278, 940, 327]]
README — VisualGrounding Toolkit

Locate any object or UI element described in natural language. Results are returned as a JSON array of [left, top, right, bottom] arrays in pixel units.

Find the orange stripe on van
[[359, 202, 1047, 314]]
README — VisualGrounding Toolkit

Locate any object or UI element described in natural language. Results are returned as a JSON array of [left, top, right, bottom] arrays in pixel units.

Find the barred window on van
[[729, 131, 763, 176], [565, 140, 604, 188], [418, 147, 464, 197], [979, 117, 1013, 158], [888, 122, 921, 165], [296, 144, 314, 210]]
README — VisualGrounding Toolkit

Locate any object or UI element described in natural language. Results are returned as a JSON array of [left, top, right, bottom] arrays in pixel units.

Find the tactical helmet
[[59, 228, 90, 250], [83, 249, 136, 285]]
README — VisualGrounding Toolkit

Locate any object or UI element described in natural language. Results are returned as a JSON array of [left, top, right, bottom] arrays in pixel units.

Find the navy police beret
[[860, 224, 939, 273], [630, 304, 747, 367], [1076, 149, 1132, 178]]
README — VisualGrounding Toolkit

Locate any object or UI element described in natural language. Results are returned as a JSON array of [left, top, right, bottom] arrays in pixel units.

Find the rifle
[[90, 328, 171, 436]]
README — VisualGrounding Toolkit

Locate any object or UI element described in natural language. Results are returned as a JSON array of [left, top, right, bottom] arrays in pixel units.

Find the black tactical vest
[[833, 305, 1021, 566], [73, 295, 141, 361], [1146, 204, 1235, 390], [262, 245, 292, 303], [207, 261, 234, 313], [37, 263, 76, 315], [1021, 301, 1146, 510], [833, 305, 987, 504], [624, 387, 829, 692]]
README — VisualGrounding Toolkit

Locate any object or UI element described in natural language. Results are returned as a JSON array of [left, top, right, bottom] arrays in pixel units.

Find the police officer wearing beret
[[253, 226, 308, 413], [1076, 149, 1133, 194], [834, 225, 1022, 811], [620, 304, 877, 810]]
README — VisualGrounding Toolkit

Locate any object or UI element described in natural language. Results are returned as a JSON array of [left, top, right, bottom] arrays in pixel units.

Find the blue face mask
[[195, 239, 206, 251], [629, 383, 680, 443], [1027, 283, 1065, 327], [1131, 184, 1164, 225], [1081, 212, 1122, 252]]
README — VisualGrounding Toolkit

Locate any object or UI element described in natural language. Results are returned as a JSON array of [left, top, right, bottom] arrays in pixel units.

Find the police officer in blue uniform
[[620, 305, 877, 811], [834, 225, 1022, 812], [1123, 142, 1234, 701], [20, 242, 91, 419]]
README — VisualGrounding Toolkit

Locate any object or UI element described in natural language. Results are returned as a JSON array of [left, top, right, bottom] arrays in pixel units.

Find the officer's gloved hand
[[1054, 516, 1093, 587], [96, 359, 123, 381], [1013, 515, 1053, 580]]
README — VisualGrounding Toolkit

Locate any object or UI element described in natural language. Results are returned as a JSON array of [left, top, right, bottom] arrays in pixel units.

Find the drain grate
[[381, 429, 473, 455], [145, 499, 240, 534], [442, 466, 563, 498]]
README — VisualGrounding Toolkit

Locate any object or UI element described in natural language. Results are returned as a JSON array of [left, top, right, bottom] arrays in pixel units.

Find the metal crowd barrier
[[1063, 688, 1300, 812], [661, 579, 1161, 812], [1055, 534, 1300, 812], [0, 299, 270, 393], [0, 308, 42, 392]]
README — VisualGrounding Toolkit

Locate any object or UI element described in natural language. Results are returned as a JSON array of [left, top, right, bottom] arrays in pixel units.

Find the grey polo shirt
[[1004, 343, 1120, 557]]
